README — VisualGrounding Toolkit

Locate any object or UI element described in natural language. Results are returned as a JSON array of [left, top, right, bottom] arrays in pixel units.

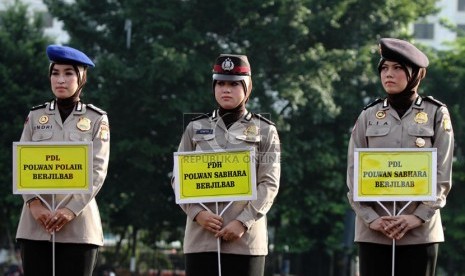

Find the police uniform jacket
[[16, 100, 110, 246], [347, 96, 454, 245], [175, 110, 281, 255]]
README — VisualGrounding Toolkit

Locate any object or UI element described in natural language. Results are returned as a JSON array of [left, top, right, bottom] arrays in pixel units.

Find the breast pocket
[[365, 125, 391, 147], [235, 135, 261, 144], [69, 132, 93, 142], [32, 131, 53, 141], [192, 134, 220, 151], [408, 125, 434, 147]]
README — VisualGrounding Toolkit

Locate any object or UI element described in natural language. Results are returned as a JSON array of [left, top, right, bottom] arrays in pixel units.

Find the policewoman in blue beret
[[16, 45, 110, 276], [173, 54, 281, 276], [347, 38, 454, 275]]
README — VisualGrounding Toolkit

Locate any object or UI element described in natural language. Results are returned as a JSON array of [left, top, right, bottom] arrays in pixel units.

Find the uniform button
[[397, 121, 401, 125]]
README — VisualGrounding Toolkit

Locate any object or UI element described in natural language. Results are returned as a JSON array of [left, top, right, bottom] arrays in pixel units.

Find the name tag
[[196, 129, 213, 134]]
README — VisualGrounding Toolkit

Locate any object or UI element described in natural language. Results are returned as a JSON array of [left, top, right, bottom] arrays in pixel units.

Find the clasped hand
[[29, 200, 76, 233], [195, 211, 246, 242], [369, 215, 422, 240]]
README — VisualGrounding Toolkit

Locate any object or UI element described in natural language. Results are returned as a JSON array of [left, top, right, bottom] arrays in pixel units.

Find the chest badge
[[77, 117, 92, 131], [244, 125, 259, 138], [38, 115, 49, 124], [414, 112, 428, 124], [375, 111, 386, 119], [415, 137, 426, 148]]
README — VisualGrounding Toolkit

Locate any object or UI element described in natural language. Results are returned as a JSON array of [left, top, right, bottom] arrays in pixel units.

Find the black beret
[[46, 45, 95, 67], [379, 38, 429, 68], [212, 54, 251, 81]]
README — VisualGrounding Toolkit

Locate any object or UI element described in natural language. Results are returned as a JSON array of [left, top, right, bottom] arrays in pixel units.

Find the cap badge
[[221, 58, 235, 71], [77, 117, 91, 131], [415, 137, 426, 148], [38, 115, 49, 124], [375, 111, 386, 119], [414, 112, 428, 124]]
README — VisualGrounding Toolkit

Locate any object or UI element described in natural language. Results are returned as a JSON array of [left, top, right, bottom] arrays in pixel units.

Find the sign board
[[13, 142, 93, 194], [353, 148, 437, 202], [173, 148, 256, 204]]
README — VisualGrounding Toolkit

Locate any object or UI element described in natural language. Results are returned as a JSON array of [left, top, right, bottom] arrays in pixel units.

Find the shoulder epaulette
[[423, 96, 445, 107], [30, 103, 47, 111], [253, 113, 275, 125], [363, 98, 383, 110], [191, 112, 211, 121], [87, 104, 107, 115]]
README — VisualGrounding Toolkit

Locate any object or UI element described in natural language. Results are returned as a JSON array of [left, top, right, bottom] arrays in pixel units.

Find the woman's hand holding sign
[[45, 208, 76, 233], [195, 210, 223, 234], [216, 220, 246, 242], [28, 199, 52, 230], [370, 215, 423, 240]]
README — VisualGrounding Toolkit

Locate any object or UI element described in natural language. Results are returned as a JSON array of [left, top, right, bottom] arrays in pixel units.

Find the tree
[[422, 37, 465, 274], [0, 0, 52, 262], [41, 0, 442, 274]]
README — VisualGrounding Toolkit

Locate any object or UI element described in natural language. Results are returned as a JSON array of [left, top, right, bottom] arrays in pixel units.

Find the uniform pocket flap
[[235, 135, 261, 142], [366, 126, 390, 137], [408, 125, 434, 137], [32, 131, 53, 141], [192, 134, 215, 142]]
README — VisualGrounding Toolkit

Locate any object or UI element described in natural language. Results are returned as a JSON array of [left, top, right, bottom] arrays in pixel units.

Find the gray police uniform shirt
[[347, 96, 454, 245], [175, 109, 281, 255], [16, 100, 110, 246]]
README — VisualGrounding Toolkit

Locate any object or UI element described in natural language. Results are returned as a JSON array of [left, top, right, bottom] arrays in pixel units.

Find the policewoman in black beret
[[173, 54, 281, 276], [16, 45, 110, 275], [347, 38, 454, 275]]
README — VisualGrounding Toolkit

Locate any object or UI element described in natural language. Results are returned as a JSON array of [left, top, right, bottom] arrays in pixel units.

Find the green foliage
[[5, 0, 462, 274], [41, 0, 440, 270], [421, 37, 465, 274], [0, 0, 52, 249]]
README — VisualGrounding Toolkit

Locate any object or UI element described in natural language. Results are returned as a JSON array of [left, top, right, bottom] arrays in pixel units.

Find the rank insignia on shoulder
[[424, 96, 445, 107], [363, 98, 383, 110], [31, 103, 47, 111], [252, 113, 275, 125], [196, 129, 213, 134], [77, 117, 92, 131], [87, 104, 107, 115], [191, 113, 211, 121]]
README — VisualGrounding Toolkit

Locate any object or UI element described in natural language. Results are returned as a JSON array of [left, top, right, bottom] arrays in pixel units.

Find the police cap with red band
[[212, 54, 251, 81]]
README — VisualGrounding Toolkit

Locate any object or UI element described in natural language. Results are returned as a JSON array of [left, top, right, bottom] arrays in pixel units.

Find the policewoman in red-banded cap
[[16, 45, 110, 276], [174, 54, 281, 276], [347, 38, 454, 276]]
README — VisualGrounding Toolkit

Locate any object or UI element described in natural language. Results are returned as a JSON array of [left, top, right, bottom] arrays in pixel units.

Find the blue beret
[[379, 38, 429, 68], [46, 45, 95, 67]]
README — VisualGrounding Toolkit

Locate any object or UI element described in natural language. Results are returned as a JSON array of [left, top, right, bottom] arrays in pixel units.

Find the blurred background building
[[0, 0, 69, 43], [412, 0, 465, 49]]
